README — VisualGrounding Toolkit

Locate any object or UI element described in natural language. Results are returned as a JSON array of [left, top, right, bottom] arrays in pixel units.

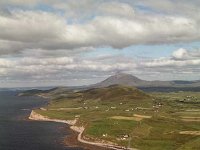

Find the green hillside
[[32, 85, 200, 150], [77, 85, 150, 101]]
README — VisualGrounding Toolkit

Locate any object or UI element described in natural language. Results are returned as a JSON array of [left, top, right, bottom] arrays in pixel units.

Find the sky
[[0, 0, 200, 88]]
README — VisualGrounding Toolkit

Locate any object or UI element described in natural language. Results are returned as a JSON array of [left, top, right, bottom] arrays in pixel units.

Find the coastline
[[29, 110, 136, 150]]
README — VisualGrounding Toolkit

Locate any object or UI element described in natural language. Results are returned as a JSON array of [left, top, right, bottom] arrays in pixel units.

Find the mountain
[[20, 73, 200, 96], [93, 73, 200, 88]]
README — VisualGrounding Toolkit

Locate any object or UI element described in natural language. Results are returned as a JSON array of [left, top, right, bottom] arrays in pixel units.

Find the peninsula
[[20, 75, 200, 150]]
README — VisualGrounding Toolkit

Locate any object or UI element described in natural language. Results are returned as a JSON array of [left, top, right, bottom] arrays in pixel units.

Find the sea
[[0, 90, 82, 150]]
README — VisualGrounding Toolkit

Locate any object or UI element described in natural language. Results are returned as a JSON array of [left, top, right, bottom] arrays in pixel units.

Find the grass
[[134, 139, 175, 150], [177, 137, 200, 150], [33, 87, 200, 150], [85, 118, 138, 144], [110, 116, 143, 121]]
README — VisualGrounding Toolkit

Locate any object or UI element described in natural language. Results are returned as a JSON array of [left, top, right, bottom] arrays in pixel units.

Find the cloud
[[0, 11, 65, 42], [0, 48, 199, 86], [0, 0, 39, 6], [172, 48, 188, 60], [0, 54, 136, 80], [172, 48, 200, 60], [0, 1, 200, 55], [98, 2, 135, 17], [143, 58, 200, 67], [0, 58, 14, 67], [0, 1, 200, 86], [143, 48, 200, 67], [137, 0, 200, 16]]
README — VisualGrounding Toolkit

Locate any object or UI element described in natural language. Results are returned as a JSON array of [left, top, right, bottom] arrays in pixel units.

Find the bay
[[0, 91, 82, 150]]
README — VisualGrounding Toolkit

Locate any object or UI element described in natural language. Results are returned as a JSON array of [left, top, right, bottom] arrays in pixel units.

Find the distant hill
[[77, 84, 150, 101], [19, 87, 74, 98], [19, 73, 200, 95], [93, 73, 200, 88], [18, 89, 44, 96], [20, 84, 150, 102]]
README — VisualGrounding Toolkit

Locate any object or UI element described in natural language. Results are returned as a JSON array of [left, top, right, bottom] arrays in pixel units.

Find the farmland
[[33, 85, 200, 150]]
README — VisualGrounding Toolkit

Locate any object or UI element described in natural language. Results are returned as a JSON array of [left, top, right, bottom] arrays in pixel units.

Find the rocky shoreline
[[29, 110, 136, 150]]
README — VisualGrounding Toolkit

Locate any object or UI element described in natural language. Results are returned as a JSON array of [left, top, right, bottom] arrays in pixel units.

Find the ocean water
[[0, 91, 82, 150]]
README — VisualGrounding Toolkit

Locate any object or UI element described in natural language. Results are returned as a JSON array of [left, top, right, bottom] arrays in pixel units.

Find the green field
[[34, 85, 200, 150]]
